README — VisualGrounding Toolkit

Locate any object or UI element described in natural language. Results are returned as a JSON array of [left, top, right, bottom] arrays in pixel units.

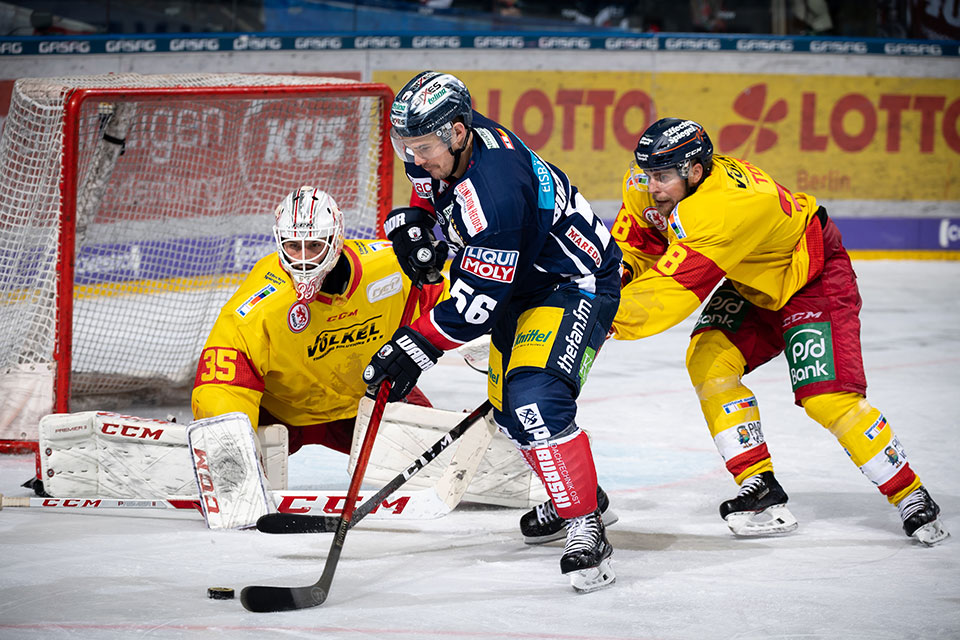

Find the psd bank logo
[[718, 84, 788, 155]]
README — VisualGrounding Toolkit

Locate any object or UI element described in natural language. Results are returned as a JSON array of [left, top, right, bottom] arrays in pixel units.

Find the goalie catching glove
[[384, 206, 447, 285], [363, 326, 442, 402]]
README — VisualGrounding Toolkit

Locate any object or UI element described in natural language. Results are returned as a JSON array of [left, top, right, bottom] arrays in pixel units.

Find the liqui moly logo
[[461, 246, 519, 282]]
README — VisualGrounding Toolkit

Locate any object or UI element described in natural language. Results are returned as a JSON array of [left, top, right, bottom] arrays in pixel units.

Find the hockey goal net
[[0, 73, 394, 449]]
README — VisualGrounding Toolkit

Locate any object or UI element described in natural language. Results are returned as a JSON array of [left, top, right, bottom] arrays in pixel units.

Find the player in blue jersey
[[361, 71, 621, 592]]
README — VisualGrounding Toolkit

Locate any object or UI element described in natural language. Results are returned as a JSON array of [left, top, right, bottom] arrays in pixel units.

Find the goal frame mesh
[[0, 76, 395, 452]]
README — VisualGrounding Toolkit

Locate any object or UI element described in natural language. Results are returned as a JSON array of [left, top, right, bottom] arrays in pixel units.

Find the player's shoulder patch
[[667, 207, 688, 240], [351, 238, 394, 255], [625, 166, 649, 193], [235, 283, 278, 318], [474, 127, 500, 150]]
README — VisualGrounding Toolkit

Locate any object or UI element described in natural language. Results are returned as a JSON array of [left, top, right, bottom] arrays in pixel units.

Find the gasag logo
[[784, 321, 836, 391]]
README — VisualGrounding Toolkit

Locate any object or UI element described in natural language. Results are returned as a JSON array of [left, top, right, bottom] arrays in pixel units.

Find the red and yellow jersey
[[612, 154, 824, 340], [191, 239, 443, 430]]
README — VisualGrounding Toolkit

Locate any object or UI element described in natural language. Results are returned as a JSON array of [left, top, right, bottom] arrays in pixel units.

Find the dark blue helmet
[[634, 118, 713, 179], [390, 71, 473, 139]]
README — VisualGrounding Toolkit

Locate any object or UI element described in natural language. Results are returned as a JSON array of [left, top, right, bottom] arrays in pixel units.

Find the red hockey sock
[[521, 430, 599, 519]]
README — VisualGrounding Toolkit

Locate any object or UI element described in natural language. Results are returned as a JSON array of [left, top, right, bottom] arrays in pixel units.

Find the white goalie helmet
[[273, 186, 345, 301]]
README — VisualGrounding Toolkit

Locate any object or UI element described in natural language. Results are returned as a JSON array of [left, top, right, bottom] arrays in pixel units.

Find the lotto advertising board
[[376, 69, 960, 213]]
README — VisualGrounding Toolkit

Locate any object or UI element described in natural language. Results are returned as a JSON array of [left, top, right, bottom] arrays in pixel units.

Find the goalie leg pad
[[187, 412, 273, 530], [39, 411, 195, 498], [257, 424, 288, 491], [351, 398, 546, 509]]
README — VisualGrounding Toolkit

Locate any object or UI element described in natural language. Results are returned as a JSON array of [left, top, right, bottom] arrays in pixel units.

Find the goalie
[[190, 186, 442, 456]]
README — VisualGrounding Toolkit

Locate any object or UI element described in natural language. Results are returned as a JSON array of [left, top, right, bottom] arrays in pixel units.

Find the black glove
[[383, 206, 448, 285], [363, 326, 443, 402]]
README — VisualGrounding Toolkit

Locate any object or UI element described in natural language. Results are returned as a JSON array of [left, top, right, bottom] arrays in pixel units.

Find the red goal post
[[0, 73, 395, 451]]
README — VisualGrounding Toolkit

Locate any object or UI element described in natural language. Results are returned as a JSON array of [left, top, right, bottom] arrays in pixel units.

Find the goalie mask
[[273, 187, 344, 301], [389, 71, 473, 167]]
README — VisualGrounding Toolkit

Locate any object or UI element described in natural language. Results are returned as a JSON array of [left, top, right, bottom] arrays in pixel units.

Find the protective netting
[[0, 73, 390, 440]]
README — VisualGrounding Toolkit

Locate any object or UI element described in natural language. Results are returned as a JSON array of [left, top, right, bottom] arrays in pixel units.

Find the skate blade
[[725, 504, 798, 537], [568, 557, 616, 593], [914, 519, 950, 546]]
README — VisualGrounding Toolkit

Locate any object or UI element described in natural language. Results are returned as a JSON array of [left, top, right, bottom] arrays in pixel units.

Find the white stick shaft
[[0, 494, 199, 511]]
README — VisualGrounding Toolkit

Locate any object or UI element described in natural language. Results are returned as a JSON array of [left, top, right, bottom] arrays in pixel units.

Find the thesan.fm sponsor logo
[[461, 246, 518, 283]]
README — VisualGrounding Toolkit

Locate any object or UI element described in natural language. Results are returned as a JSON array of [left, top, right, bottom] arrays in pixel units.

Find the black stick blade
[[240, 584, 328, 612], [256, 513, 336, 534]]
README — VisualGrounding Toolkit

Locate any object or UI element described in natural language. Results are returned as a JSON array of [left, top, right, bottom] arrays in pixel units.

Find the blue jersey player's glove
[[363, 326, 442, 402], [383, 206, 448, 285]]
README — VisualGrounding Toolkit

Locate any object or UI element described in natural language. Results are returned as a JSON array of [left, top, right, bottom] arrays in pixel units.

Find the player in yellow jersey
[[610, 118, 948, 545], [191, 187, 442, 455]]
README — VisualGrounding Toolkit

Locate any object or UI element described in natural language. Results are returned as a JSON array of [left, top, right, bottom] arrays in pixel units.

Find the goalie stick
[[256, 398, 494, 534], [0, 489, 470, 520], [0, 495, 203, 512], [241, 283, 421, 613]]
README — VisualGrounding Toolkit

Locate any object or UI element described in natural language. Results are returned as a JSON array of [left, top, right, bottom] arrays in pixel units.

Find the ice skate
[[520, 486, 618, 545], [898, 486, 949, 546], [720, 471, 798, 537], [560, 510, 615, 593]]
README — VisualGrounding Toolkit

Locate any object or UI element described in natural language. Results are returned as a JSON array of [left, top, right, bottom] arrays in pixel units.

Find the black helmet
[[634, 118, 713, 179], [390, 71, 473, 139]]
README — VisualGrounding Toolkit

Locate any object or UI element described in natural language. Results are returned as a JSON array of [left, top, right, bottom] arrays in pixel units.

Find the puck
[[207, 587, 235, 600]]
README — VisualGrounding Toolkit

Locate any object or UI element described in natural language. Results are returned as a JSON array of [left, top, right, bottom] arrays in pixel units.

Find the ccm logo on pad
[[461, 246, 518, 282]]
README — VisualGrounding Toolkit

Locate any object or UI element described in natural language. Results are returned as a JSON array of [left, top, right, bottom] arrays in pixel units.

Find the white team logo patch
[[643, 206, 668, 232], [454, 179, 488, 237], [287, 301, 310, 333], [367, 273, 403, 303], [515, 402, 545, 429]]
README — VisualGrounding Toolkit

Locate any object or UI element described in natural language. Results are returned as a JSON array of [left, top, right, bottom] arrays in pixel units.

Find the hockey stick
[[0, 489, 471, 520], [240, 284, 422, 613], [256, 398, 494, 534], [0, 494, 203, 512]]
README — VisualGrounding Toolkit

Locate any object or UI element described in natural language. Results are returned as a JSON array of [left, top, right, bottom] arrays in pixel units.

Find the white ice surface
[[1, 260, 959, 639]]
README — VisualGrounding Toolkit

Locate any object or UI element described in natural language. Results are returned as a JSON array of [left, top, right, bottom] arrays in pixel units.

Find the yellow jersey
[[612, 155, 824, 340], [191, 239, 443, 429]]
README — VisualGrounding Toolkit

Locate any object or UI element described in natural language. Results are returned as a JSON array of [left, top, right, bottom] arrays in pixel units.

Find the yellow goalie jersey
[[612, 155, 824, 340], [191, 239, 442, 430]]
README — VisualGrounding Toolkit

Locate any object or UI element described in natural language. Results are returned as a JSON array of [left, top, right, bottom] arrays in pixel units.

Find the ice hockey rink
[[1, 258, 958, 640]]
